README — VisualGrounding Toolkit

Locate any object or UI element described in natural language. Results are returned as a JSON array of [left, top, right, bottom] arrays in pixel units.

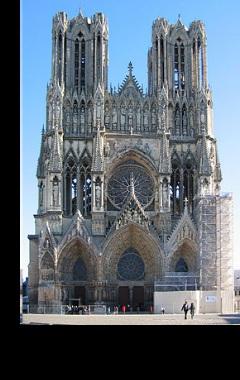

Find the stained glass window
[[117, 248, 145, 280], [108, 163, 154, 209]]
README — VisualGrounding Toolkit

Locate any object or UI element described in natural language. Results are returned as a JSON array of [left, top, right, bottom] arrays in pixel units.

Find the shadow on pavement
[[219, 314, 240, 324]]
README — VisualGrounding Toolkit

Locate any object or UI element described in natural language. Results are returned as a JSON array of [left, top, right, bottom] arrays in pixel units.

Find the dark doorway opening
[[133, 286, 144, 311], [118, 286, 130, 309], [74, 286, 86, 305]]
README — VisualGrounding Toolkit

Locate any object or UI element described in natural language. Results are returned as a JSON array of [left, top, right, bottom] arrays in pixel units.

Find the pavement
[[21, 313, 240, 325]]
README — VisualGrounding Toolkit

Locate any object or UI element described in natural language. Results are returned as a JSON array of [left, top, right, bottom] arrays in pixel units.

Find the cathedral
[[28, 10, 234, 312]]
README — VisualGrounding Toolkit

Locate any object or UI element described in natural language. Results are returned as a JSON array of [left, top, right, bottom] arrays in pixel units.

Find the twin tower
[[28, 11, 233, 312]]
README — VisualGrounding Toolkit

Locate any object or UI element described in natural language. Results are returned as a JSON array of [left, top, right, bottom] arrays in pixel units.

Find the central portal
[[74, 286, 86, 305], [118, 286, 130, 309], [118, 286, 145, 311], [133, 286, 144, 311]]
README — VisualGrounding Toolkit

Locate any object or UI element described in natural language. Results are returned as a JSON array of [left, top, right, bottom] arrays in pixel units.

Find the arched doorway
[[117, 247, 145, 311], [103, 223, 164, 310], [58, 238, 96, 305]]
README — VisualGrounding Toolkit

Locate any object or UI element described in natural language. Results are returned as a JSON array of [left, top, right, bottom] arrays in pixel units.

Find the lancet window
[[170, 157, 195, 216]]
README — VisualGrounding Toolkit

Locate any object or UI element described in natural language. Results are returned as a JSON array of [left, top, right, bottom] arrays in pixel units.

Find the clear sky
[[21, 0, 240, 279]]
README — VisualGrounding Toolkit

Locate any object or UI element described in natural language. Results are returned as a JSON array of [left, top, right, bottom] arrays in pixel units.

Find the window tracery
[[108, 162, 154, 210], [117, 248, 145, 281]]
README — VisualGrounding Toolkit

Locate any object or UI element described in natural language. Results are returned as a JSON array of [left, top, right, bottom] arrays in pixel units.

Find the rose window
[[117, 248, 145, 281], [108, 163, 154, 209]]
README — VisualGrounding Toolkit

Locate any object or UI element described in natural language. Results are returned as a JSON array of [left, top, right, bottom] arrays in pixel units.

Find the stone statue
[[104, 142, 110, 157], [39, 183, 44, 206], [56, 100, 60, 120], [112, 105, 117, 127], [143, 108, 148, 129], [175, 108, 180, 135], [162, 181, 168, 209], [80, 105, 85, 134], [52, 181, 59, 206], [136, 106, 141, 130], [96, 100, 101, 119], [152, 108, 156, 128], [120, 105, 126, 128], [48, 104, 52, 128], [95, 183, 101, 209], [182, 109, 188, 135], [88, 107, 92, 127], [73, 106, 78, 124], [104, 105, 110, 126]]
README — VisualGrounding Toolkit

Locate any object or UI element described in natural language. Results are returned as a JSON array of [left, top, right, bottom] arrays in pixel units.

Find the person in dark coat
[[189, 302, 195, 319], [181, 300, 189, 319]]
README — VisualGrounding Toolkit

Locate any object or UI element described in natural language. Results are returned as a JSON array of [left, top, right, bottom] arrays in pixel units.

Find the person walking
[[189, 302, 195, 319], [161, 306, 165, 315], [181, 300, 189, 319]]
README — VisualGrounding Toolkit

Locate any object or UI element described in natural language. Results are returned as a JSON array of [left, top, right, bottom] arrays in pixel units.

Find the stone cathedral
[[28, 11, 234, 311]]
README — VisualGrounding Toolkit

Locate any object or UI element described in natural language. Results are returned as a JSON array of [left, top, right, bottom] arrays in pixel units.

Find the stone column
[[129, 287, 133, 309], [202, 42, 207, 89], [69, 173, 72, 215], [92, 179, 96, 210], [164, 38, 167, 84], [101, 180, 104, 211], [77, 166, 80, 211], [157, 36, 160, 88]]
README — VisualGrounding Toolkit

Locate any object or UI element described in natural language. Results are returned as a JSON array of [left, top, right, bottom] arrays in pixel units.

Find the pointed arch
[[79, 154, 92, 217], [72, 99, 78, 134], [64, 153, 77, 216], [80, 99, 85, 135], [103, 223, 164, 281], [40, 252, 55, 281], [57, 237, 97, 283], [168, 239, 198, 273], [174, 103, 181, 135], [182, 103, 188, 136]]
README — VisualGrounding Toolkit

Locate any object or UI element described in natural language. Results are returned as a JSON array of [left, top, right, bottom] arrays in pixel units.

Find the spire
[[49, 128, 62, 172], [199, 128, 211, 176], [37, 126, 46, 178], [78, 8, 84, 18], [214, 147, 222, 182], [118, 62, 143, 95], [92, 120, 104, 171], [128, 61, 133, 76], [159, 123, 171, 174]]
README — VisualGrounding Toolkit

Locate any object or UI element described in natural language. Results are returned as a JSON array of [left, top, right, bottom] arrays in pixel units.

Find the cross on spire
[[128, 61, 133, 76]]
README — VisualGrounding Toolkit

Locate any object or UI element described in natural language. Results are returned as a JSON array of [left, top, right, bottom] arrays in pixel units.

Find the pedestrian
[[107, 306, 111, 315], [181, 300, 189, 319], [161, 306, 165, 315], [122, 304, 126, 313], [189, 302, 195, 319]]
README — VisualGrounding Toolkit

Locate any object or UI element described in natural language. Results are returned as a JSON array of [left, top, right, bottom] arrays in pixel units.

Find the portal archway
[[103, 223, 164, 309], [168, 239, 198, 272], [57, 238, 97, 305]]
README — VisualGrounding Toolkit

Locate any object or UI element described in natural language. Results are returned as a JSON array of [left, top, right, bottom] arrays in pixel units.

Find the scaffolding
[[196, 193, 233, 292], [197, 195, 218, 290], [216, 193, 234, 292], [154, 272, 200, 292]]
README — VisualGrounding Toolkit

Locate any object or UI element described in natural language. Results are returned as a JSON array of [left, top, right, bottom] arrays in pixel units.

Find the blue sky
[[21, 0, 240, 278]]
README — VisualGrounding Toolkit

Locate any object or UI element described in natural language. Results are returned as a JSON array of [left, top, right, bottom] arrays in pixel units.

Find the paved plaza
[[22, 313, 240, 325]]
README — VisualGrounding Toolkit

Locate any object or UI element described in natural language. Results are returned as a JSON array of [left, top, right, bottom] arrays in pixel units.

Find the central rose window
[[117, 248, 145, 280], [108, 162, 154, 209]]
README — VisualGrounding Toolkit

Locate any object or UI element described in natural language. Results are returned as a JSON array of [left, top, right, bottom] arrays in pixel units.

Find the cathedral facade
[[28, 11, 233, 311]]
